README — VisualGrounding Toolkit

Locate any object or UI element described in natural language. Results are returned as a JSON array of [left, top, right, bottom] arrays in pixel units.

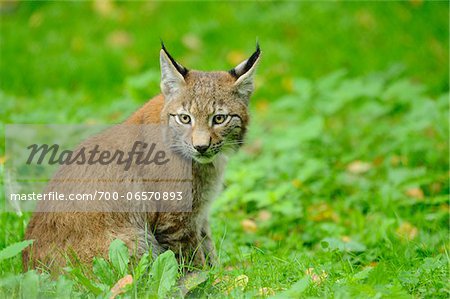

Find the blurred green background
[[0, 1, 449, 298], [0, 1, 448, 118]]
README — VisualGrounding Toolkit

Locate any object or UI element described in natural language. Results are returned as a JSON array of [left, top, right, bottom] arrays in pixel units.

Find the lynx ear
[[160, 43, 188, 99], [229, 43, 261, 98]]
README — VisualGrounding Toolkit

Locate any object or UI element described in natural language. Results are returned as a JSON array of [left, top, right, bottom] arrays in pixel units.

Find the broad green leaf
[[93, 257, 115, 286], [134, 252, 150, 282], [55, 276, 74, 298], [297, 116, 324, 141], [353, 267, 373, 281], [316, 69, 347, 91], [321, 237, 366, 252], [272, 276, 310, 298], [148, 250, 178, 298], [21, 270, 39, 299], [125, 70, 160, 101], [0, 273, 22, 289], [297, 158, 326, 182], [0, 240, 33, 261], [109, 239, 130, 276], [178, 271, 208, 296], [68, 267, 103, 295]]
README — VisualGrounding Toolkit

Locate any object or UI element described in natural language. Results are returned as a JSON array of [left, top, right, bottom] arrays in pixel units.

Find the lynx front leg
[[177, 230, 206, 268], [133, 228, 165, 259], [156, 226, 206, 269], [200, 219, 217, 266], [109, 225, 166, 264]]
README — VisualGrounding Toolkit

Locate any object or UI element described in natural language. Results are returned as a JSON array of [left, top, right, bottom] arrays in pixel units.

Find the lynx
[[23, 43, 261, 270]]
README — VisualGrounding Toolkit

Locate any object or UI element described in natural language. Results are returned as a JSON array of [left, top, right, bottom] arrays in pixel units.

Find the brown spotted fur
[[23, 46, 260, 271]]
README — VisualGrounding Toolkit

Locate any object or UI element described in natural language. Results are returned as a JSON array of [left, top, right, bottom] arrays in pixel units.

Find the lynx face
[[160, 44, 261, 163]]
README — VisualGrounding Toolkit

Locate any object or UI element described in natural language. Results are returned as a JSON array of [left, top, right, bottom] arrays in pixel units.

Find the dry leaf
[[341, 236, 351, 243], [241, 219, 258, 233], [107, 112, 123, 121], [292, 179, 302, 189], [85, 119, 98, 125], [28, 12, 43, 28], [255, 99, 269, 113], [396, 222, 418, 240], [305, 268, 328, 285], [125, 55, 142, 71], [258, 287, 275, 296], [243, 139, 263, 156], [212, 275, 230, 286], [347, 160, 371, 174], [182, 34, 202, 50], [178, 271, 208, 297], [281, 77, 294, 92], [107, 30, 132, 49], [0, 156, 6, 165], [272, 234, 283, 241], [373, 156, 384, 166], [110, 275, 133, 299], [439, 204, 449, 213], [258, 210, 272, 222], [227, 51, 246, 65], [405, 187, 424, 199], [409, 0, 423, 7], [93, 0, 116, 17], [218, 274, 248, 295], [355, 10, 376, 29], [234, 274, 249, 290], [430, 182, 442, 194], [70, 36, 85, 53], [390, 155, 408, 166], [307, 202, 339, 222], [0, 0, 19, 13]]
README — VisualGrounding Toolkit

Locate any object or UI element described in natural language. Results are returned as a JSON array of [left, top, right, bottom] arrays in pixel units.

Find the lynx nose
[[194, 145, 209, 154]]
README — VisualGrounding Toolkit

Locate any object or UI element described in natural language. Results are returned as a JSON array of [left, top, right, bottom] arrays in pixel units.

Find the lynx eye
[[178, 114, 191, 124], [212, 114, 227, 125]]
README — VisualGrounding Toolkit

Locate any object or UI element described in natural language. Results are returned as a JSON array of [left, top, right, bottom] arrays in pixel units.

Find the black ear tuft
[[229, 43, 261, 78], [244, 42, 261, 73], [160, 40, 189, 77], [229, 69, 238, 78]]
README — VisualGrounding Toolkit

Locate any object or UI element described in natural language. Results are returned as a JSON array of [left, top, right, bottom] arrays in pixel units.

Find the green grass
[[0, 1, 449, 298]]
